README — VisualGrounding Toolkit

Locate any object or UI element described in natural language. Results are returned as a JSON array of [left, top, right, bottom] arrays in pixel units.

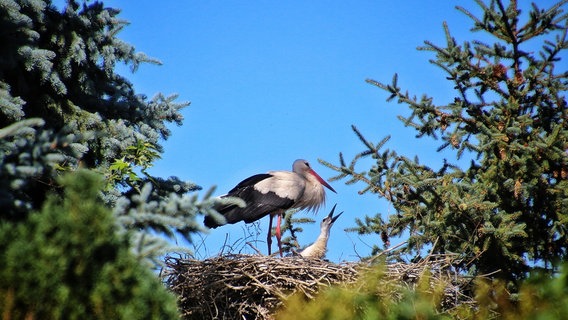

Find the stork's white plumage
[[300, 204, 343, 259], [204, 159, 336, 256]]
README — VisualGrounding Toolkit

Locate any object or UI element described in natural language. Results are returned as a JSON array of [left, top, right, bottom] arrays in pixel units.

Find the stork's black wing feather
[[227, 173, 272, 194], [205, 173, 295, 228], [226, 188, 294, 224]]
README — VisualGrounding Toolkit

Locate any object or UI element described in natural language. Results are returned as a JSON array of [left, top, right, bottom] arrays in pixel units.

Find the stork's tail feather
[[204, 203, 244, 228], [204, 215, 221, 228]]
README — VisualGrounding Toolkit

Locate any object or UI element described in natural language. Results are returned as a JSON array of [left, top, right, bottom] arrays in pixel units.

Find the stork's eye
[[304, 161, 310, 167]]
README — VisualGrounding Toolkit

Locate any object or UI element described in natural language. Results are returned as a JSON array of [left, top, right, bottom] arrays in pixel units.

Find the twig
[[367, 241, 408, 263], [246, 242, 263, 255]]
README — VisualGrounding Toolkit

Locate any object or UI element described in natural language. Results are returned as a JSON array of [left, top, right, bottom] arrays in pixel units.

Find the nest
[[163, 253, 475, 320], [163, 254, 359, 319]]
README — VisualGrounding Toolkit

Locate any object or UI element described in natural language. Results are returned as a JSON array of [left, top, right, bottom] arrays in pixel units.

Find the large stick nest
[[163, 253, 474, 320]]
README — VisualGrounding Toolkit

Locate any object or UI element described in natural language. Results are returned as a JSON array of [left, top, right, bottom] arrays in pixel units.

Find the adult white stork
[[204, 159, 336, 256]]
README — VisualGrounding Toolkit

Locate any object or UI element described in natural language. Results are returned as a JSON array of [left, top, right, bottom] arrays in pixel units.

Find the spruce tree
[[0, 170, 179, 319], [0, 0, 215, 263], [323, 0, 568, 281]]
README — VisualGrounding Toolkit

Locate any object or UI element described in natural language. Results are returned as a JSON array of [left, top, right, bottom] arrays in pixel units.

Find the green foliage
[[277, 265, 450, 320], [514, 266, 568, 319], [278, 263, 568, 320], [0, 118, 87, 217], [0, 170, 179, 319], [456, 266, 568, 319], [0, 0, 217, 264], [322, 0, 568, 281]]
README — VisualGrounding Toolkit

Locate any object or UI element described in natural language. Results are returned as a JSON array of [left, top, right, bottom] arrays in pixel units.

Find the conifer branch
[[325, 0, 568, 281]]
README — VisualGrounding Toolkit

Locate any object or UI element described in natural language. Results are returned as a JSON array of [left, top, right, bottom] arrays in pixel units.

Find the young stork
[[204, 159, 336, 256], [299, 204, 343, 259]]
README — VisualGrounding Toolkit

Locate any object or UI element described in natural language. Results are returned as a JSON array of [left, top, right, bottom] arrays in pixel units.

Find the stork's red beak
[[309, 169, 336, 193]]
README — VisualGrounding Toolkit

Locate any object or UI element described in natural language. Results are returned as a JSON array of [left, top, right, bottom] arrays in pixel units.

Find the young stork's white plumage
[[204, 159, 336, 256], [299, 204, 343, 259]]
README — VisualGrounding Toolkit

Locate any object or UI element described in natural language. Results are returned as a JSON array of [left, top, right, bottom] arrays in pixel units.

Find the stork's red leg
[[267, 214, 273, 255], [276, 213, 283, 257]]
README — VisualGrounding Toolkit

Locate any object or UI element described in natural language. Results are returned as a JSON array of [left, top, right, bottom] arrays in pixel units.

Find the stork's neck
[[304, 171, 322, 186], [316, 227, 331, 241], [300, 232, 329, 259], [295, 173, 326, 212]]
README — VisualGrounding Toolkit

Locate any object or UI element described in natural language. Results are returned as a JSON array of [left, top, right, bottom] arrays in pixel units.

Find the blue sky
[[99, 1, 564, 262]]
